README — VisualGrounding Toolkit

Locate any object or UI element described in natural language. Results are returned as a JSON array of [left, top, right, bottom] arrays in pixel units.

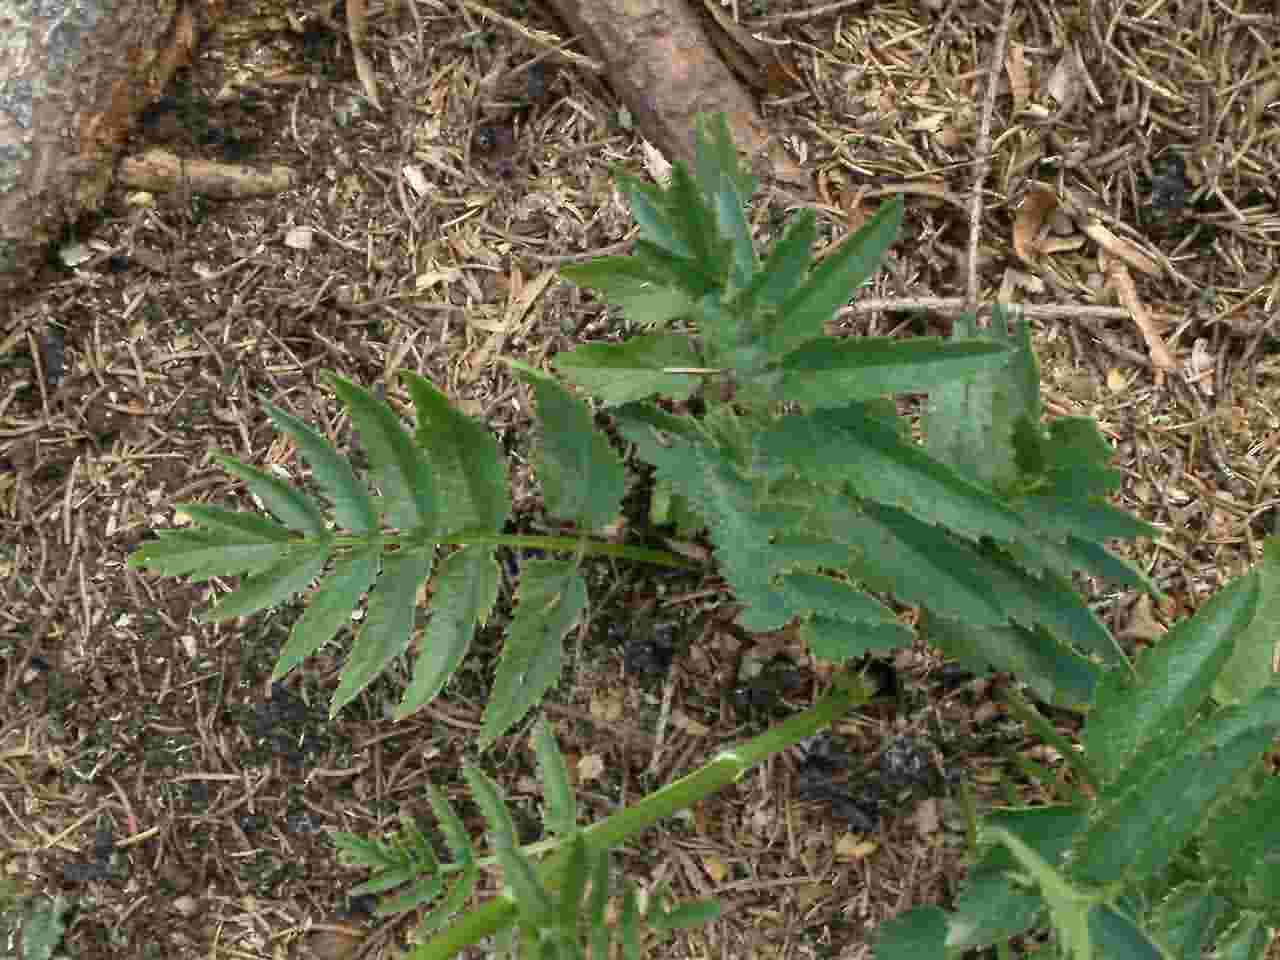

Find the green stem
[[326, 532, 696, 570], [406, 671, 874, 960]]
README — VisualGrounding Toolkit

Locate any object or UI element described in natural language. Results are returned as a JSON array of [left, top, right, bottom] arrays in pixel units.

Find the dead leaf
[[577, 753, 605, 783], [1120, 593, 1166, 643], [1083, 221, 1161, 277], [1013, 185, 1059, 263], [835, 833, 878, 859], [1103, 257, 1176, 370], [346, 0, 382, 110], [913, 797, 941, 837], [1005, 43, 1031, 112], [702, 855, 730, 883]]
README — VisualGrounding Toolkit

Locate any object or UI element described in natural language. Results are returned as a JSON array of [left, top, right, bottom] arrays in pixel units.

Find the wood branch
[[543, 0, 808, 187], [0, 0, 206, 300], [118, 149, 297, 198]]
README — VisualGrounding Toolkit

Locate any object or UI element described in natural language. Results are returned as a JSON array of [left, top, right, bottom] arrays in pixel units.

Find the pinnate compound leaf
[[129, 528, 295, 579], [985, 826, 1093, 960], [273, 545, 380, 682], [329, 373, 438, 533], [397, 545, 500, 720], [552, 334, 701, 407], [1213, 537, 1280, 705], [770, 196, 903, 359], [1071, 686, 1280, 886], [401, 373, 511, 534], [532, 716, 577, 837], [216, 454, 328, 538], [946, 804, 1086, 950], [261, 399, 378, 534], [480, 559, 588, 748], [510, 362, 625, 531], [330, 547, 435, 718], [873, 906, 948, 960], [1085, 572, 1259, 786], [558, 256, 695, 328], [200, 544, 329, 622], [777, 337, 1012, 407]]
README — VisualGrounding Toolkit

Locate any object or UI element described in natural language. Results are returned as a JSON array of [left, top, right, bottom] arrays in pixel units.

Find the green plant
[[126, 114, 1279, 957], [876, 546, 1280, 959]]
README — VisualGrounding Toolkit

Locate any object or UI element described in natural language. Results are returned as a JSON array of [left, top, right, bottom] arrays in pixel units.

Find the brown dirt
[[2, 0, 1279, 957]]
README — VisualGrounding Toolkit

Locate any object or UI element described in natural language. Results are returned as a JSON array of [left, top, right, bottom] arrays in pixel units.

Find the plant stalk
[[406, 671, 874, 959]]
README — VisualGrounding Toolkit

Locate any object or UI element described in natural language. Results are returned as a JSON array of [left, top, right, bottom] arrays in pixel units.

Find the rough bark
[[544, 0, 808, 188], [0, 0, 197, 300]]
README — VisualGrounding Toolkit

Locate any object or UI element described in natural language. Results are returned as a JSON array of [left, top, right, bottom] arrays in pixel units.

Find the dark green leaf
[[463, 764, 519, 850], [200, 544, 329, 622], [558, 256, 695, 328], [512, 363, 625, 531], [216, 454, 329, 538], [872, 906, 948, 960], [924, 614, 1098, 709], [480, 559, 588, 747], [587, 849, 612, 960], [615, 173, 695, 259], [532, 716, 577, 837], [760, 409, 1029, 545], [777, 337, 1011, 405], [1148, 883, 1224, 960], [557, 834, 589, 930], [402, 373, 511, 534], [1072, 687, 1280, 886], [329, 374, 438, 533], [552, 334, 701, 406], [923, 309, 1040, 492], [397, 545, 499, 720], [262, 399, 379, 534], [330, 547, 435, 717], [1088, 903, 1164, 960], [650, 898, 721, 931], [128, 528, 295, 579], [273, 545, 380, 682], [1214, 537, 1280, 705], [178, 504, 296, 543], [749, 208, 816, 310], [426, 783, 475, 867], [771, 196, 903, 359], [1085, 572, 1260, 785], [800, 616, 914, 662]]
